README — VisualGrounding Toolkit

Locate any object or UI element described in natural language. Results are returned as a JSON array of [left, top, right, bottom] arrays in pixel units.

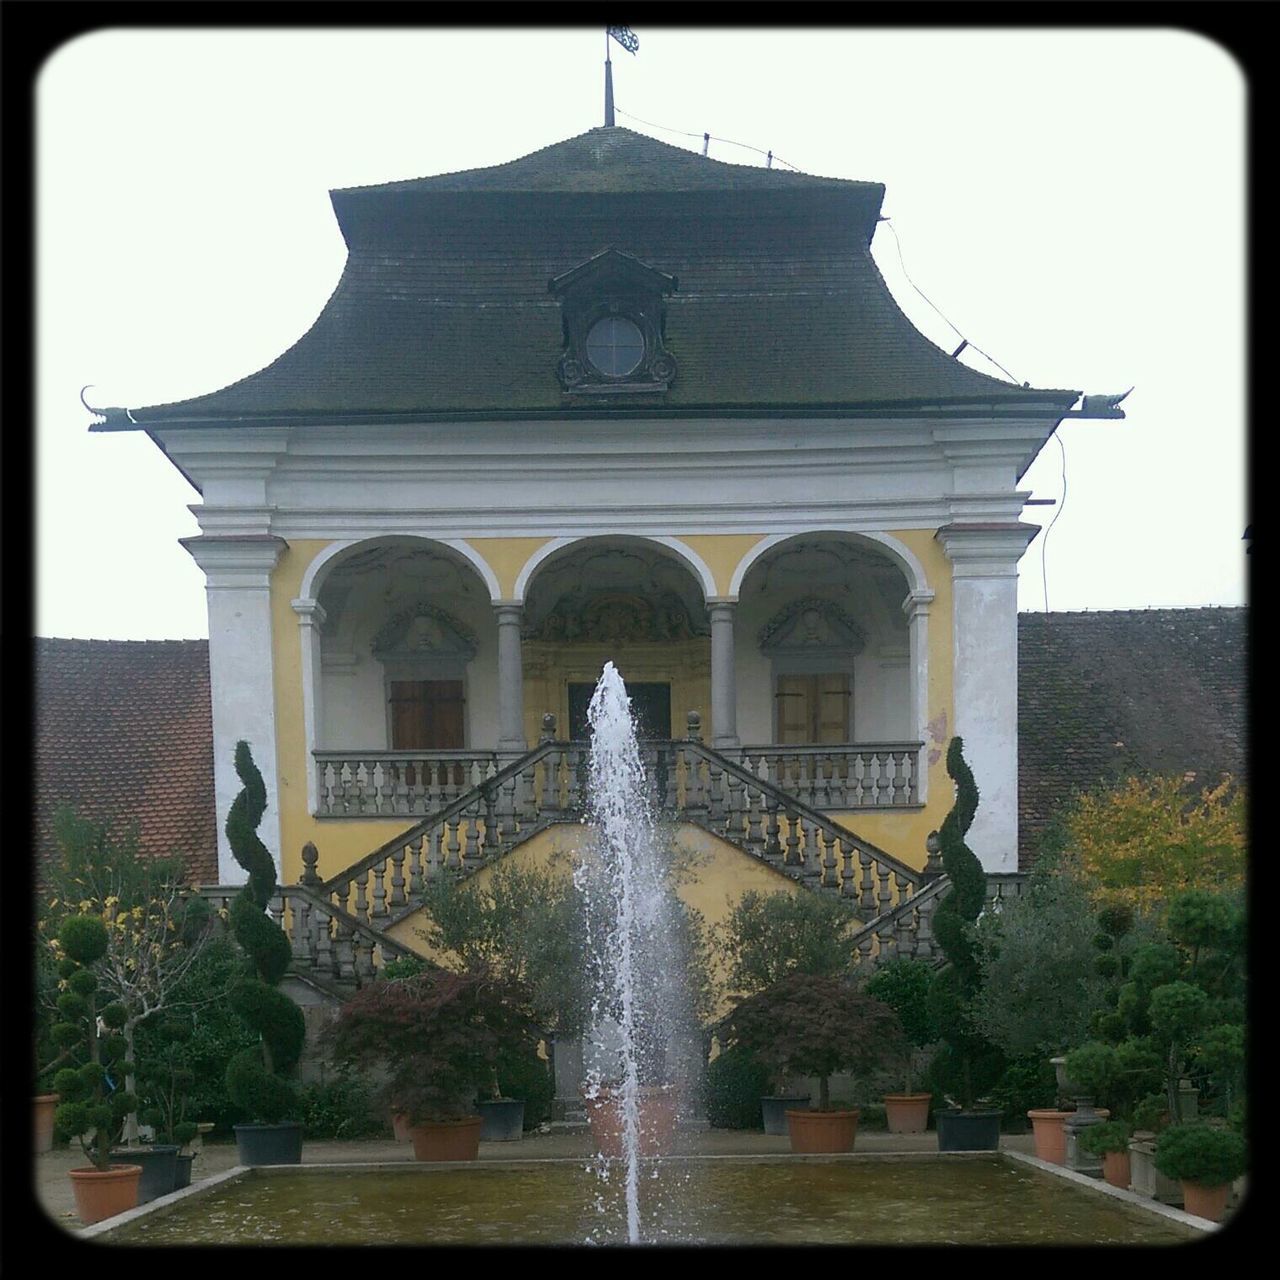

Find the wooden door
[[775, 673, 851, 744], [389, 680, 465, 749]]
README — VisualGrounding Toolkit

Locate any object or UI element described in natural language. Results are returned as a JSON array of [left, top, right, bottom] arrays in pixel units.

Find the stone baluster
[[408, 836, 425, 898], [354, 935, 376, 985], [859, 848, 876, 914], [876, 915, 897, 964], [289, 891, 311, 965], [745, 785, 764, 854], [389, 845, 406, 910], [464, 799, 482, 868], [822, 829, 838, 889], [915, 892, 936, 959], [784, 809, 801, 869], [353, 871, 369, 923], [314, 900, 334, 977], [318, 762, 332, 816], [877, 864, 893, 917], [706, 758, 725, 824], [574, 748, 590, 812], [764, 797, 782, 860], [446, 815, 462, 871], [802, 820, 821, 885], [838, 838, 856, 898], [371, 859, 389, 920], [725, 770, 744, 839], [479, 782, 498, 858], [333, 905, 356, 982], [500, 773, 520, 847], [857, 931, 875, 968], [268, 892, 285, 937]]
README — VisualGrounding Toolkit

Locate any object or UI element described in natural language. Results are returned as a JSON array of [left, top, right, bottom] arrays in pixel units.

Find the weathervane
[[604, 26, 638, 127]]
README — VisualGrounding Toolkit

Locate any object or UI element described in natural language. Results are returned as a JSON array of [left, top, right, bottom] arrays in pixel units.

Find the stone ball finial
[[541, 712, 558, 742], [300, 841, 321, 886], [686, 709, 702, 741]]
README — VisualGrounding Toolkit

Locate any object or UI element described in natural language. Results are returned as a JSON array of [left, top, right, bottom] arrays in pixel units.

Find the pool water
[[104, 1157, 1199, 1246]]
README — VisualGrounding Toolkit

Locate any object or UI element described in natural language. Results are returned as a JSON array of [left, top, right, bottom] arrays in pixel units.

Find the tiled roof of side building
[[98, 127, 1078, 427], [34, 639, 218, 886], [1017, 607, 1247, 872]]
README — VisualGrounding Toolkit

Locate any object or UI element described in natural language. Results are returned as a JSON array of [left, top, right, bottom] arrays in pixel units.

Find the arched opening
[[310, 537, 496, 751], [734, 533, 924, 806], [520, 537, 712, 740]]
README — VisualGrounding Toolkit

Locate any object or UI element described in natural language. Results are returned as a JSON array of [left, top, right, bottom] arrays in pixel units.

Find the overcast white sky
[[36, 27, 1247, 640]]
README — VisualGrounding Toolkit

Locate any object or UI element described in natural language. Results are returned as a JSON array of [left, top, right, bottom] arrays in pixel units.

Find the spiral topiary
[[224, 741, 304, 1124], [926, 737, 1003, 1109]]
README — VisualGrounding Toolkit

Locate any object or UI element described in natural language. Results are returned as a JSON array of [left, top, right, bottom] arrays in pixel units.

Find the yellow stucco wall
[[267, 529, 956, 887]]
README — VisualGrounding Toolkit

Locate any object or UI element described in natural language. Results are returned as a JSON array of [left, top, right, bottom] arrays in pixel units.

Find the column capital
[[291, 597, 327, 627], [181, 534, 287, 586], [935, 522, 1039, 578], [707, 599, 737, 620], [494, 602, 524, 622], [902, 588, 935, 621]]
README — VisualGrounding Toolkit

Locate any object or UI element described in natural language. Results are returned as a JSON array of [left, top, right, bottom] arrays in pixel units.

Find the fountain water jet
[[578, 662, 694, 1244]]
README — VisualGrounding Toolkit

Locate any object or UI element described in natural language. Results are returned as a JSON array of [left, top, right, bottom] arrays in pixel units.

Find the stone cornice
[[180, 534, 287, 586], [935, 522, 1039, 577]]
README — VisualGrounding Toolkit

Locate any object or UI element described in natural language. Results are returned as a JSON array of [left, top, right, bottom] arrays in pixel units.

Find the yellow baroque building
[[91, 127, 1120, 1006]]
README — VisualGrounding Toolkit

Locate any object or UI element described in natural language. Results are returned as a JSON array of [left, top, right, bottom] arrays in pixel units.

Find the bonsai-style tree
[[864, 956, 937, 1095], [717, 974, 907, 1112], [326, 968, 539, 1123], [137, 1016, 199, 1151], [1078, 1118, 1134, 1159], [1154, 1122, 1246, 1189], [925, 737, 1003, 1109], [37, 808, 215, 1144], [50, 914, 138, 1169], [223, 741, 305, 1125]]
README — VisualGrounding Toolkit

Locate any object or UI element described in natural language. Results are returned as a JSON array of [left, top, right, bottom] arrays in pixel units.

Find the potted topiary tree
[[719, 888, 858, 1132], [1154, 1123, 1246, 1222], [864, 956, 937, 1133], [717, 974, 906, 1153], [223, 741, 306, 1166], [137, 1016, 201, 1189], [1077, 1119, 1135, 1189], [49, 914, 143, 1225], [926, 737, 1005, 1151], [326, 967, 539, 1161]]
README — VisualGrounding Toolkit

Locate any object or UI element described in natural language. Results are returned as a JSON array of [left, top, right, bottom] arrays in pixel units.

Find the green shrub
[[986, 1055, 1056, 1130], [487, 1047, 553, 1129], [298, 1077, 385, 1140], [703, 1045, 773, 1130], [1078, 1119, 1132, 1156], [1154, 1123, 1246, 1185]]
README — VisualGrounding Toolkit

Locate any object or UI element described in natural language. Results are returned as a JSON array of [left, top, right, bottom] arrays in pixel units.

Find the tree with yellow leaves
[[1057, 775, 1245, 915]]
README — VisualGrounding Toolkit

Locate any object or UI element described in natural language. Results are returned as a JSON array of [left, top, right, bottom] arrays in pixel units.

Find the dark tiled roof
[[109, 128, 1078, 425], [1017, 607, 1247, 871], [34, 639, 217, 886]]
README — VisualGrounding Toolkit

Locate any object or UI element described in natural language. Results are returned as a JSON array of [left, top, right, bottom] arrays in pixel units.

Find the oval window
[[585, 316, 645, 377]]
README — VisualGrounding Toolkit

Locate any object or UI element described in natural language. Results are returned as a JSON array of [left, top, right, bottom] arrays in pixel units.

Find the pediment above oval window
[[758, 596, 867, 656], [548, 247, 679, 395], [372, 603, 478, 662]]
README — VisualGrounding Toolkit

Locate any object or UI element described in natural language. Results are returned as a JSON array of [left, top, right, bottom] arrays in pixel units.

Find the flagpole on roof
[[604, 28, 615, 126]]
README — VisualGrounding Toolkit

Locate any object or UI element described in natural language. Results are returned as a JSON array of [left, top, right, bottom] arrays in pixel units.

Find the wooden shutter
[[775, 673, 851, 744], [389, 680, 465, 750], [776, 675, 812, 745], [816, 674, 851, 743]]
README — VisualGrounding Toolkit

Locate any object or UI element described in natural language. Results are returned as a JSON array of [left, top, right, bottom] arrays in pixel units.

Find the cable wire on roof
[[879, 218, 1022, 386], [1040, 428, 1068, 614], [613, 107, 802, 171]]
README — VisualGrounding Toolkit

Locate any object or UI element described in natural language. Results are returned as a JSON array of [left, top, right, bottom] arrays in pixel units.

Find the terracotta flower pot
[[1027, 1109, 1074, 1165], [34, 1094, 59, 1154], [1181, 1180, 1231, 1223], [883, 1093, 931, 1134], [786, 1108, 860, 1154], [584, 1086, 678, 1158], [408, 1116, 484, 1162], [1102, 1149, 1131, 1190], [68, 1164, 142, 1225]]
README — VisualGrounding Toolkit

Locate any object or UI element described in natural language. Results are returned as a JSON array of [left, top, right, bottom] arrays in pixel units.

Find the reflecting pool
[[104, 1157, 1200, 1246]]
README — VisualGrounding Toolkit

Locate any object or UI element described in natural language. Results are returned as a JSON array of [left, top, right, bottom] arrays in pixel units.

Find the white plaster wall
[[952, 574, 1020, 871]]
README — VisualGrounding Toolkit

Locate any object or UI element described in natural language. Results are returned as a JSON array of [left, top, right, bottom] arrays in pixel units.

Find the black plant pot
[[477, 1098, 525, 1142], [174, 1153, 194, 1190], [233, 1122, 303, 1166], [761, 1095, 812, 1136], [112, 1144, 179, 1203], [936, 1109, 1002, 1152]]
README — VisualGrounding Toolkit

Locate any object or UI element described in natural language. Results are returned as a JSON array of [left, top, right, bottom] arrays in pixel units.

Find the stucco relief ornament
[[757, 596, 867, 655], [371, 603, 477, 660], [557, 355, 586, 388]]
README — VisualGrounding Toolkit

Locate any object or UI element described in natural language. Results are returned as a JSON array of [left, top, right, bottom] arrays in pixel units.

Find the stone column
[[935, 523, 1038, 873], [291, 597, 327, 817], [709, 600, 739, 749], [181, 534, 287, 885], [902, 588, 935, 804], [495, 603, 526, 752]]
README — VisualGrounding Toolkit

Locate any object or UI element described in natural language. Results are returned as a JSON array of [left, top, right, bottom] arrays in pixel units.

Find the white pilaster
[[495, 603, 526, 751], [935, 523, 1038, 872], [709, 600, 739, 749], [182, 535, 287, 884], [292, 597, 327, 818], [902, 588, 935, 804]]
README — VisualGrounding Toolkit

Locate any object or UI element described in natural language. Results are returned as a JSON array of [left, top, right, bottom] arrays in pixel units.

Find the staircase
[[197, 733, 966, 1002]]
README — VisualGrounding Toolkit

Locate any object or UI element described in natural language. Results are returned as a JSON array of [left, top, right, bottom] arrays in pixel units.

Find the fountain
[[577, 661, 699, 1244]]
